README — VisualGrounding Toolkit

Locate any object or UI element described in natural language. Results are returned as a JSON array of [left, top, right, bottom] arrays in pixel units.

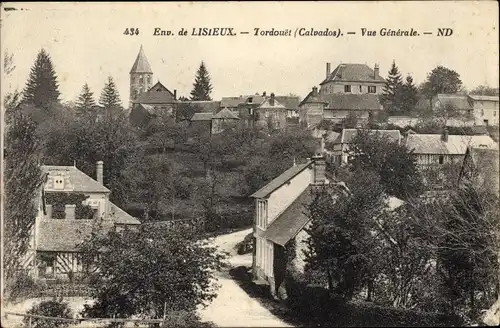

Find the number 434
[[124, 28, 140, 35]]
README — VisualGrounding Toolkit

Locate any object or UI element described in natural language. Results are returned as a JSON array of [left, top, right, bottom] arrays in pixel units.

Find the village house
[[320, 62, 386, 96], [330, 129, 401, 165], [405, 131, 498, 189], [251, 153, 329, 299], [468, 95, 500, 126], [24, 161, 140, 280], [299, 87, 383, 128], [256, 93, 288, 131], [211, 107, 240, 134], [430, 94, 499, 127]]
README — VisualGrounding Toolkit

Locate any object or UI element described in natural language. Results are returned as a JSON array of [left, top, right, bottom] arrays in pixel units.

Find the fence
[[3, 311, 180, 327]]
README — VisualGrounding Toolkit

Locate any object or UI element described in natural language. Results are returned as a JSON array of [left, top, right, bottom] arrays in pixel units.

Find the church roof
[[130, 45, 153, 74], [135, 82, 176, 104]]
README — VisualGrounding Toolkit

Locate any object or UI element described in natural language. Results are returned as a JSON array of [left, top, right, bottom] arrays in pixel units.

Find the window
[[494, 111, 497, 117], [484, 119, 489, 126], [481, 109, 485, 116], [359, 85, 362, 92], [368, 86, 376, 93], [438, 155, 444, 165], [139, 75, 143, 83], [257, 200, 267, 229], [53, 176, 65, 190], [344, 85, 351, 93]]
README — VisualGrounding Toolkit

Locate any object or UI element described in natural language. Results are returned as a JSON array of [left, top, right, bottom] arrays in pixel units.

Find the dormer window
[[53, 176, 65, 190], [344, 85, 351, 93], [248, 97, 253, 103]]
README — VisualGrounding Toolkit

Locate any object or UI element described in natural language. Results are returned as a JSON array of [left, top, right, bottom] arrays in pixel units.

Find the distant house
[[211, 107, 240, 134], [25, 161, 140, 280], [256, 93, 288, 131], [251, 154, 328, 298], [331, 129, 401, 165], [129, 81, 178, 128], [299, 87, 383, 128], [431, 94, 499, 127], [320, 62, 386, 96]]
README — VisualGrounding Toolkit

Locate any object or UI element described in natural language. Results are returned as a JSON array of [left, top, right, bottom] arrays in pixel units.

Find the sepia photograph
[[0, 1, 499, 327]]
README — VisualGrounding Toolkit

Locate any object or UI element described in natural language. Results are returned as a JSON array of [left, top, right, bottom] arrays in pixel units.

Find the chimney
[[374, 63, 379, 79], [174, 89, 177, 100], [312, 153, 326, 186], [263, 91, 266, 97], [312, 86, 318, 96], [270, 93, 275, 106], [45, 204, 53, 219], [442, 129, 449, 142], [326, 62, 331, 79], [65, 204, 76, 220], [96, 161, 104, 185]]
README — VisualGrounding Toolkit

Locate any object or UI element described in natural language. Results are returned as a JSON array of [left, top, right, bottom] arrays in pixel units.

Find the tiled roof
[[138, 103, 155, 114], [321, 63, 386, 85], [323, 93, 383, 111], [41, 166, 110, 193], [221, 95, 265, 108], [178, 101, 221, 113], [109, 202, 141, 225], [130, 46, 153, 74], [191, 112, 213, 121], [406, 134, 498, 155], [436, 94, 472, 110], [263, 186, 312, 246], [338, 129, 401, 144], [36, 219, 115, 252], [135, 82, 176, 104], [468, 95, 499, 102], [212, 107, 239, 119], [275, 96, 301, 110], [258, 97, 286, 110], [299, 88, 327, 106], [251, 162, 312, 198]]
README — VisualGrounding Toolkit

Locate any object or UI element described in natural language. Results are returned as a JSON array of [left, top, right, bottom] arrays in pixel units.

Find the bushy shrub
[[5, 271, 43, 302], [24, 299, 73, 328]]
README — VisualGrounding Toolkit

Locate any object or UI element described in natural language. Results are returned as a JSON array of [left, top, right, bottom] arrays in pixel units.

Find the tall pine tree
[[23, 48, 60, 109], [75, 83, 96, 117], [190, 61, 213, 101], [382, 60, 403, 113], [99, 76, 122, 114], [400, 74, 418, 113]]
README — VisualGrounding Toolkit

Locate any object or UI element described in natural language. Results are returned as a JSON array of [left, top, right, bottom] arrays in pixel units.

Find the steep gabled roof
[[275, 96, 301, 110], [321, 63, 386, 85], [41, 166, 110, 193], [135, 82, 176, 104], [251, 162, 312, 198], [299, 88, 328, 106], [258, 97, 286, 110], [130, 45, 153, 74], [213, 107, 239, 119], [406, 134, 498, 155]]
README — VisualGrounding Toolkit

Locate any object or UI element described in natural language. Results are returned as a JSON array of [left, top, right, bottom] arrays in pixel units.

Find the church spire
[[130, 45, 153, 74]]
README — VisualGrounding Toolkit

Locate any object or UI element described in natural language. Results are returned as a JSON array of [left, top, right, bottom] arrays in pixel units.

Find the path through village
[[2, 228, 292, 328], [198, 228, 292, 327]]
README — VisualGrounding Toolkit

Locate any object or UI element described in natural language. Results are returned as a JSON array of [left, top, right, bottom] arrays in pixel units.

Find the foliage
[[44, 192, 96, 220], [80, 224, 226, 323], [470, 85, 499, 96], [75, 83, 97, 117], [347, 129, 424, 200], [99, 76, 122, 114], [25, 299, 73, 328], [304, 170, 386, 300], [399, 74, 419, 113], [382, 60, 403, 113], [22, 48, 60, 110], [5, 271, 43, 303], [4, 106, 45, 282], [190, 61, 213, 101], [340, 111, 360, 128], [420, 66, 463, 102]]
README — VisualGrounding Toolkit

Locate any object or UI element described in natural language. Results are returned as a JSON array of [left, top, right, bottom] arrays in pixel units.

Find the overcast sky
[[1, 2, 498, 106]]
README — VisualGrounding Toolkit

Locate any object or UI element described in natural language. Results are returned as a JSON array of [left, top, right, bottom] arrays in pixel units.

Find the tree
[[399, 74, 418, 113], [4, 106, 45, 282], [382, 60, 403, 113], [75, 83, 96, 117], [23, 48, 60, 109], [470, 85, 499, 96], [99, 76, 122, 114], [25, 299, 73, 328], [347, 129, 424, 200], [341, 112, 360, 128], [80, 224, 226, 325], [190, 61, 213, 101], [420, 66, 463, 104]]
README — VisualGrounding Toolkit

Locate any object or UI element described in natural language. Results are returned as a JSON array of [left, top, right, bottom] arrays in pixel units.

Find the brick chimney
[[441, 129, 449, 142], [312, 86, 318, 97], [270, 93, 275, 106], [326, 62, 331, 79], [174, 89, 177, 100], [65, 204, 76, 220], [374, 63, 379, 79], [263, 91, 266, 97], [96, 161, 104, 185], [45, 204, 53, 219], [312, 153, 326, 186]]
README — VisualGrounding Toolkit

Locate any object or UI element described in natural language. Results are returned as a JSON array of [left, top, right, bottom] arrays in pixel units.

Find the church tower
[[129, 45, 153, 108]]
